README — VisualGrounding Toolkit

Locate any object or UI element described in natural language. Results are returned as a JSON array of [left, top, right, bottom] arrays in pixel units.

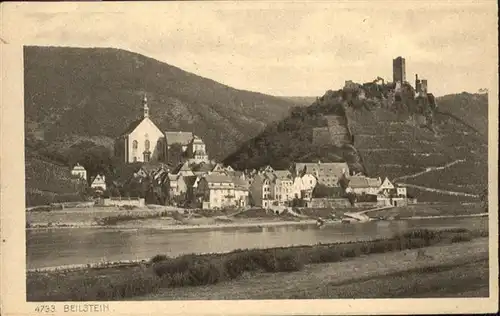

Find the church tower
[[143, 93, 149, 118]]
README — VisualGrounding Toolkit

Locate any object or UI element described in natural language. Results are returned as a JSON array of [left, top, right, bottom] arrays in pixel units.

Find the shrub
[[263, 250, 304, 272], [150, 255, 169, 264], [451, 233, 473, 243]]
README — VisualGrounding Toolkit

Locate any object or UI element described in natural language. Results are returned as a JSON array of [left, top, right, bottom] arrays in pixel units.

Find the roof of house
[[183, 175, 199, 187], [172, 161, 192, 174], [232, 176, 249, 190], [203, 174, 234, 184], [225, 170, 244, 178], [295, 162, 349, 178], [120, 118, 144, 137], [348, 176, 381, 188], [192, 136, 204, 144], [72, 164, 86, 171], [140, 162, 168, 174], [273, 170, 293, 180], [165, 131, 194, 145], [191, 162, 214, 173]]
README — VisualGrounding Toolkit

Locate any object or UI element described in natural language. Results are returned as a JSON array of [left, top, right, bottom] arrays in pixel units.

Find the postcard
[[1, 1, 498, 315]]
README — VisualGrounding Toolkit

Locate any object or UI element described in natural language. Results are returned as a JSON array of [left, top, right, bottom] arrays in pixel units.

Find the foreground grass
[[27, 228, 487, 301], [140, 237, 489, 300]]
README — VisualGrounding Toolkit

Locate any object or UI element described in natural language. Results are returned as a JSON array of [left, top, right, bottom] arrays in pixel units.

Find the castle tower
[[393, 57, 406, 83], [143, 93, 149, 118], [421, 79, 428, 94], [415, 74, 421, 93]]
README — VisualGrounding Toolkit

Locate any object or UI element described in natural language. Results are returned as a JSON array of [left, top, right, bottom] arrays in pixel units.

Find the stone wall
[[102, 197, 145, 207], [306, 198, 351, 208]]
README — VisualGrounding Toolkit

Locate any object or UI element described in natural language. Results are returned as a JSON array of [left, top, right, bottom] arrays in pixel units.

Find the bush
[[150, 255, 169, 264], [263, 250, 304, 272]]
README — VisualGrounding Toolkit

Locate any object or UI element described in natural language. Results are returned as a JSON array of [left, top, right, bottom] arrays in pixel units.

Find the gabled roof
[[348, 176, 381, 188], [140, 162, 168, 174], [225, 170, 244, 178], [273, 170, 293, 180], [203, 174, 234, 184], [120, 118, 144, 137], [172, 161, 192, 174], [211, 163, 226, 172], [295, 162, 349, 178], [183, 175, 199, 187], [232, 176, 249, 190], [165, 131, 193, 146]]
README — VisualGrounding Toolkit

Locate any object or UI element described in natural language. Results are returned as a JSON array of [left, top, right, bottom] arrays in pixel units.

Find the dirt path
[[397, 183, 479, 198], [138, 238, 489, 300], [393, 159, 465, 182]]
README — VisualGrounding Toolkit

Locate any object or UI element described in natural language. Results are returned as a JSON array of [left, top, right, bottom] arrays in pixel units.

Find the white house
[[114, 94, 165, 163], [198, 174, 238, 209], [90, 174, 106, 191], [378, 177, 395, 196], [292, 174, 317, 200], [345, 175, 381, 195], [396, 185, 407, 198], [71, 163, 87, 180]]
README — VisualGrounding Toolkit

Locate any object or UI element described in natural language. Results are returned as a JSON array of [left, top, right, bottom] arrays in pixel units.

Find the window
[[133, 157, 137, 162], [132, 140, 138, 150], [145, 140, 150, 151]]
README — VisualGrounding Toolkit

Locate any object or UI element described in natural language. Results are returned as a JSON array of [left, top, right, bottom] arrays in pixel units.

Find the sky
[[3, 1, 498, 97]]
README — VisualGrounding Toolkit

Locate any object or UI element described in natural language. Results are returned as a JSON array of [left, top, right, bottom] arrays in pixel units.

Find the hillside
[[279, 96, 318, 107], [24, 46, 298, 159], [224, 86, 488, 201], [435, 92, 488, 137]]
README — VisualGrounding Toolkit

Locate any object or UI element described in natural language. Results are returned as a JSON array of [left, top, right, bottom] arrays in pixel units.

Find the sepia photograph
[[1, 0, 498, 315]]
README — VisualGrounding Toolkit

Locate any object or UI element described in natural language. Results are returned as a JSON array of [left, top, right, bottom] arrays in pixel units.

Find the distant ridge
[[24, 45, 298, 159]]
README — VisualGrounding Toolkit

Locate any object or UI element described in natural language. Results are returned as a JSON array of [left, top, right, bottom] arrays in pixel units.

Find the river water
[[26, 217, 488, 269]]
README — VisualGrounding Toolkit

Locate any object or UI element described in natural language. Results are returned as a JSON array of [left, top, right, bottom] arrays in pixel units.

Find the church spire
[[143, 93, 149, 118]]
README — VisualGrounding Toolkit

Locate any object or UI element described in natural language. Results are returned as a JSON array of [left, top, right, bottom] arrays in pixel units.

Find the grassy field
[[27, 228, 487, 301], [367, 203, 485, 219], [138, 237, 489, 300]]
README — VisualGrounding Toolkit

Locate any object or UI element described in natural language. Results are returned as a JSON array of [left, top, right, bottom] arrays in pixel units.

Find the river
[[26, 217, 488, 269]]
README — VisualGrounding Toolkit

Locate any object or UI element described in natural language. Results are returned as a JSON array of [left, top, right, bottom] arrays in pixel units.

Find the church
[[114, 94, 166, 163], [114, 94, 209, 164]]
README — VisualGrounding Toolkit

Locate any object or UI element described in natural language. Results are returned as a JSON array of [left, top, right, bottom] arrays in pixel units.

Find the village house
[[197, 174, 241, 210], [70, 163, 87, 180], [249, 168, 296, 207], [231, 176, 250, 208], [396, 185, 407, 198], [90, 174, 106, 191], [292, 173, 317, 200], [172, 161, 195, 177], [165, 173, 188, 204], [249, 172, 273, 208], [165, 131, 209, 163], [293, 161, 349, 188], [344, 175, 382, 196], [115, 94, 165, 163], [269, 170, 294, 205]]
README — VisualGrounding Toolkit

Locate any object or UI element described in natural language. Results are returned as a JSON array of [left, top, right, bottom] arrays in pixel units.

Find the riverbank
[[27, 227, 487, 301], [138, 237, 489, 300], [26, 202, 487, 231]]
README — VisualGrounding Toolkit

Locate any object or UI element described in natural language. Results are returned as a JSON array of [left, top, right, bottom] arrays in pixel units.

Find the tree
[[167, 143, 186, 167]]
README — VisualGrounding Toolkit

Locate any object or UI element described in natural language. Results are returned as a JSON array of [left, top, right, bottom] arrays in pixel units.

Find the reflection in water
[[26, 217, 488, 269]]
